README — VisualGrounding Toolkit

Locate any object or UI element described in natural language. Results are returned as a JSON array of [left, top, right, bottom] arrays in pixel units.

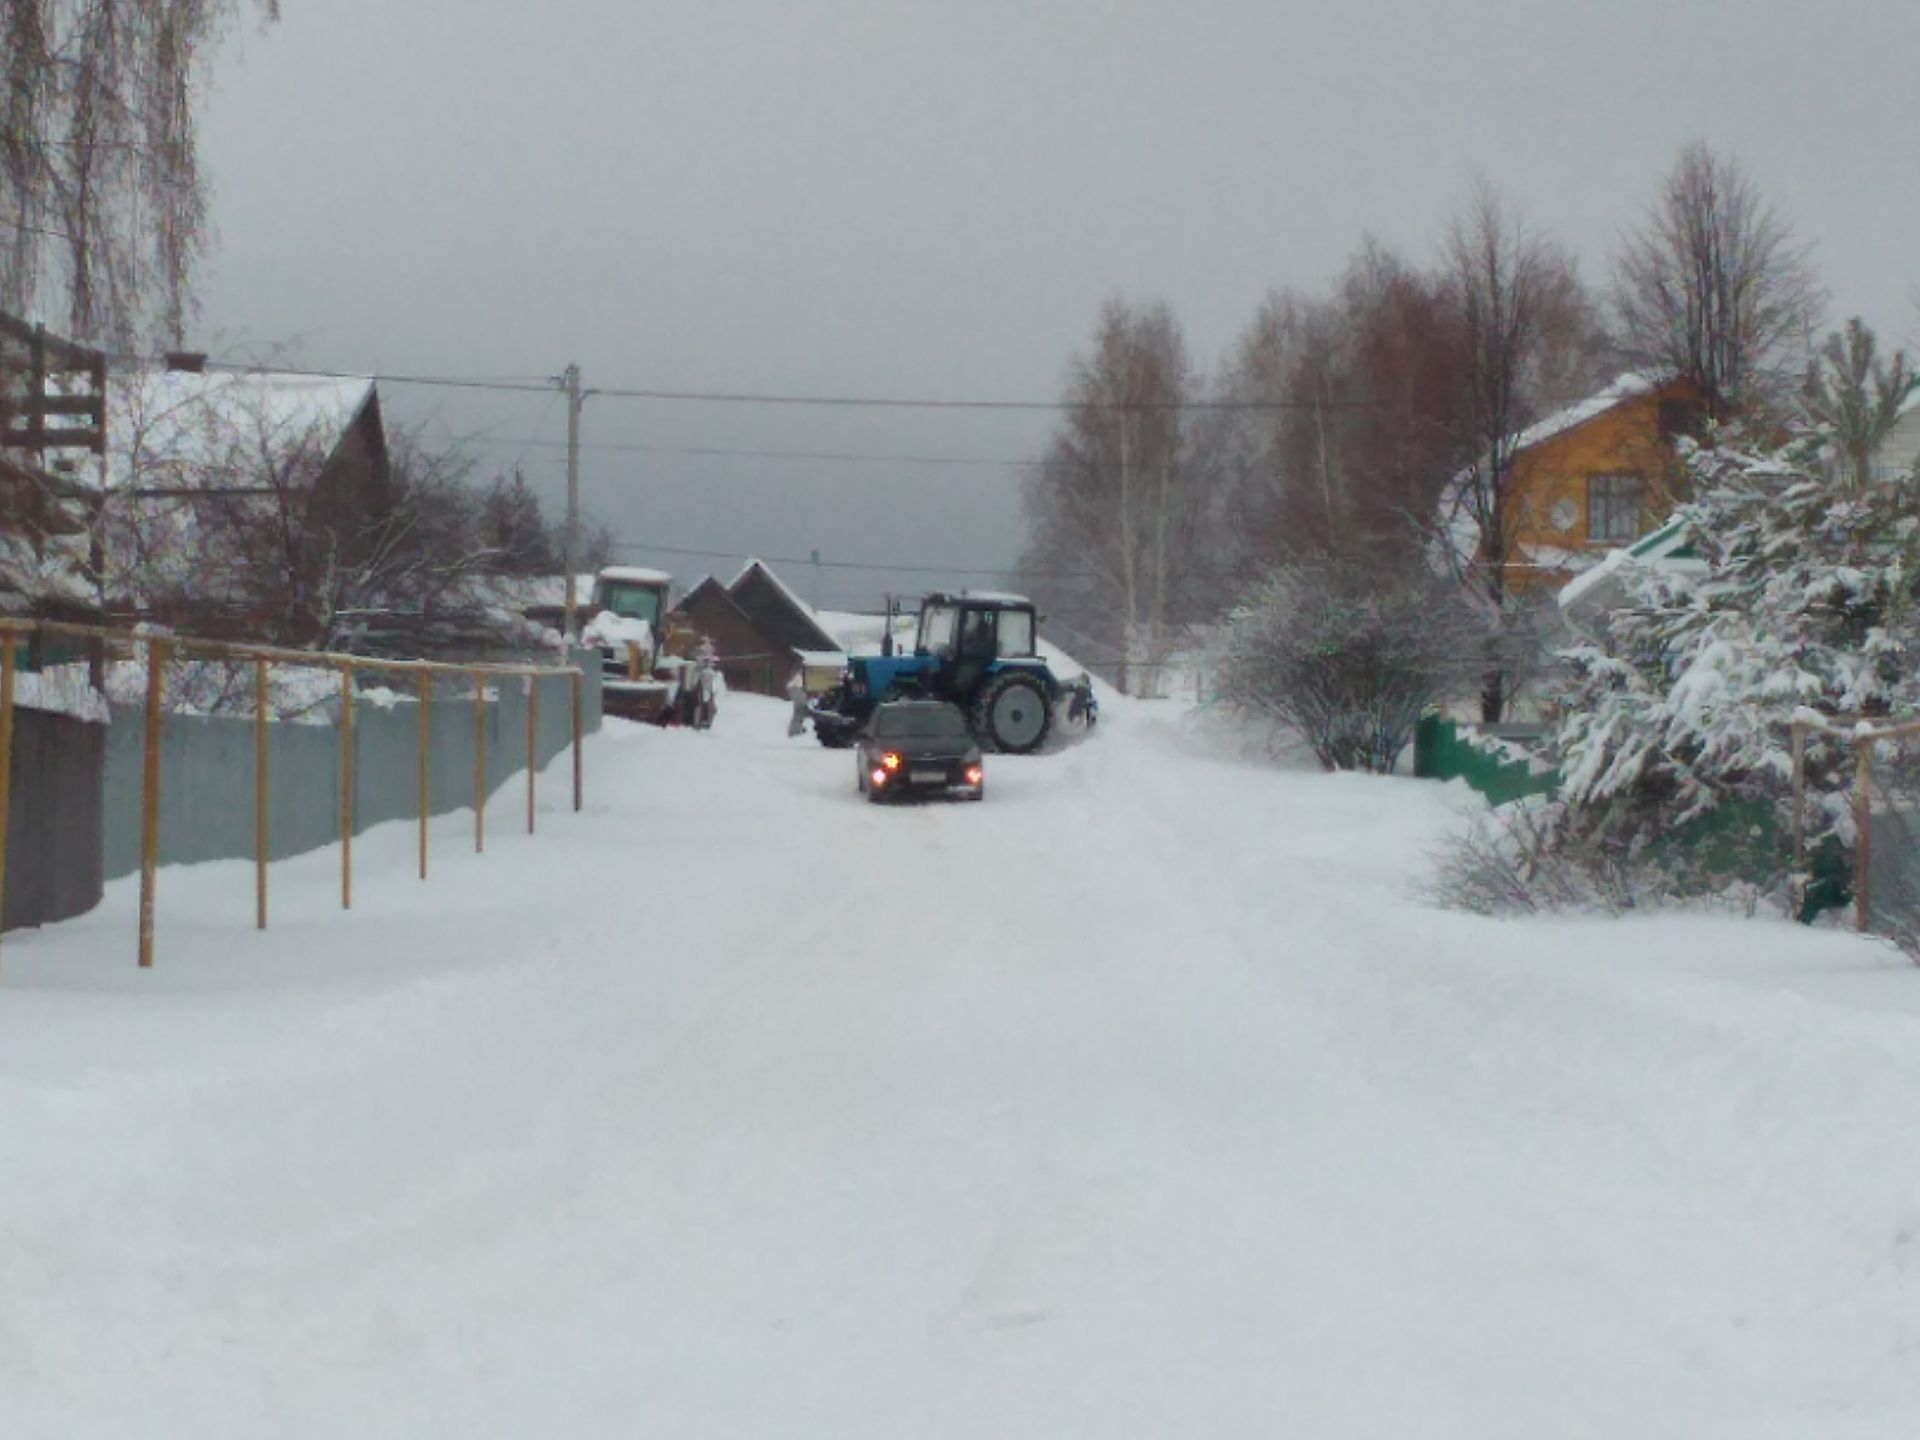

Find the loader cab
[[593, 573, 669, 630]]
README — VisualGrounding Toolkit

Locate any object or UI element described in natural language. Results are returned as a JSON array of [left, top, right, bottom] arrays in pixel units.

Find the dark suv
[[856, 700, 985, 803]]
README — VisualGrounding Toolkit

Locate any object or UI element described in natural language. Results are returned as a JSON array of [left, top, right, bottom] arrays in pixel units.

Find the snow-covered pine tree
[[1548, 429, 1920, 892]]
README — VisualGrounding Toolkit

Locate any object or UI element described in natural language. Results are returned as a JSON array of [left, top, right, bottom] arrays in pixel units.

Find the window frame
[[1585, 472, 1644, 545]]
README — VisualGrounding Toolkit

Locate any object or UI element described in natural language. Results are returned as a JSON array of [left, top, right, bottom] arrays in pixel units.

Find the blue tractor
[[807, 592, 1095, 755]]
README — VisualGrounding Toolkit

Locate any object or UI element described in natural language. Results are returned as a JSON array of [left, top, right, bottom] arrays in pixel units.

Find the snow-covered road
[[5, 695, 1920, 1437]]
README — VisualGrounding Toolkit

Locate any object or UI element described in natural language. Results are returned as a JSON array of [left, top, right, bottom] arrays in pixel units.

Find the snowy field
[[5, 689, 1920, 1437]]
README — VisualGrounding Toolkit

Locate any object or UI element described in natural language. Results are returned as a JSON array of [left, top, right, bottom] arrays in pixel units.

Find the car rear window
[[875, 707, 970, 740]]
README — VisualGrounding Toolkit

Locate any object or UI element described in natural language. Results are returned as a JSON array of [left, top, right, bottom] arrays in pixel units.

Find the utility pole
[[561, 363, 583, 642]]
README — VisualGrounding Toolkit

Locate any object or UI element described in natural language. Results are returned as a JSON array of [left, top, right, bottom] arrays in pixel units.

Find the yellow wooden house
[[1455, 372, 1704, 595]]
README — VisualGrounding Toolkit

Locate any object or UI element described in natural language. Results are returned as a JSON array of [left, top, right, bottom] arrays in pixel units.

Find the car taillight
[[965, 766, 983, 785], [871, 768, 888, 787], [882, 752, 902, 771]]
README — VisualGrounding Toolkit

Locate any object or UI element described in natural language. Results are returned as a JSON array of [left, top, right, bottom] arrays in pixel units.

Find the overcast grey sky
[[193, 0, 1920, 609]]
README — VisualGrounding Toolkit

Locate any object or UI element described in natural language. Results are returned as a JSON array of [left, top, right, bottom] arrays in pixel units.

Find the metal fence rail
[[0, 618, 590, 974]]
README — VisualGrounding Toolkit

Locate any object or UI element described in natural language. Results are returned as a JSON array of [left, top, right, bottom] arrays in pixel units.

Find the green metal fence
[[1412, 714, 1559, 805]]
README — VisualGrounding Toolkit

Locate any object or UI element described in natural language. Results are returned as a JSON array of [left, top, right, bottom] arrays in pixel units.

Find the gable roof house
[[727, 558, 841, 655], [673, 576, 797, 696], [1443, 372, 1705, 598], [100, 357, 391, 644], [662, 561, 850, 696]]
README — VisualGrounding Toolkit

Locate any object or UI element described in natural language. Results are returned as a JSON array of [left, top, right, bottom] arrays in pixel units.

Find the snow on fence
[[1412, 716, 1559, 805], [1790, 713, 1920, 957], [0, 619, 598, 974]]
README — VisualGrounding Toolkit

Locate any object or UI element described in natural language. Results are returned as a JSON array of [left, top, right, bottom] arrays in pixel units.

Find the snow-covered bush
[[1540, 429, 1920, 900], [1215, 557, 1478, 772]]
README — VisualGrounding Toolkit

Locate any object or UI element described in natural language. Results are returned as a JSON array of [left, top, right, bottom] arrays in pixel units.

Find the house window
[[1586, 473, 1643, 543]]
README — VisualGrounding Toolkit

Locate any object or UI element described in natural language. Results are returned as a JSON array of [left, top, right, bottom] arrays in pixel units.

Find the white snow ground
[[4, 691, 1920, 1437]]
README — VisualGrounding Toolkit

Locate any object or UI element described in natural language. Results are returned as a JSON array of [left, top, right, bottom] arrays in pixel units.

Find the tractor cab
[[913, 594, 1038, 661]]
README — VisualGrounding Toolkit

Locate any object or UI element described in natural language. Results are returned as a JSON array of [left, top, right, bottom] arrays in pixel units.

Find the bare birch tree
[[1020, 298, 1213, 694], [1613, 141, 1822, 421], [1441, 178, 1607, 720], [2, 0, 279, 344]]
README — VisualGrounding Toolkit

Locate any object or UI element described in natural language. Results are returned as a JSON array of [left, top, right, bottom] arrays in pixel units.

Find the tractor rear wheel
[[972, 671, 1052, 755]]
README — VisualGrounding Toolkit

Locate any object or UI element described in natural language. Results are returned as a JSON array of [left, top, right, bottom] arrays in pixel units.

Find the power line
[[502, 436, 1043, 470], [135, 355, 1382, 413], [612, 539, 1078, 579], [577, 381, 1385, 413]]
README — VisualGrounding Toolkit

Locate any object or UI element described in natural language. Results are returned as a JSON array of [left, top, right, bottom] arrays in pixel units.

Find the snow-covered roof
[[472, 573, 599, 613], [729, 557, 817, 616], [794, 649, 848, 667], [727, 558, 841, 655], [951, 589, 1034, 607], [1504, 371, 1668, 458], [596, 565, 673, 587], [104, 367, 375, 493]]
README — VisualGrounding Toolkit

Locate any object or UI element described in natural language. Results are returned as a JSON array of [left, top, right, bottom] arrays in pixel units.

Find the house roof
[[102, 367, 377, 493], [677, 575, 756, 623], [727, 558, 840, 653], [1504, 371, 1670, 459], [473, 572, 599, 615]]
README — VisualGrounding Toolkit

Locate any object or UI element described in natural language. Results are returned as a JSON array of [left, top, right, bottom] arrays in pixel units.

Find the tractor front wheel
[[972, 671, 1053, 755], [814, 687, 858, 748]]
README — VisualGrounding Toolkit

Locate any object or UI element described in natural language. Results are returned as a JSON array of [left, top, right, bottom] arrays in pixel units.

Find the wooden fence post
[[255, 657, 269, 930], [418, 671, 431, 880], [571, 669, 583, 813], [473, 672, 487, 854], [1855, 737, 1873, 935], [340, 662, 354, 910], [1790, 720, 1806, 880], [0, 635, 15, 972], [526, 673, 539, 835], [138, 638, 167, 969]]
